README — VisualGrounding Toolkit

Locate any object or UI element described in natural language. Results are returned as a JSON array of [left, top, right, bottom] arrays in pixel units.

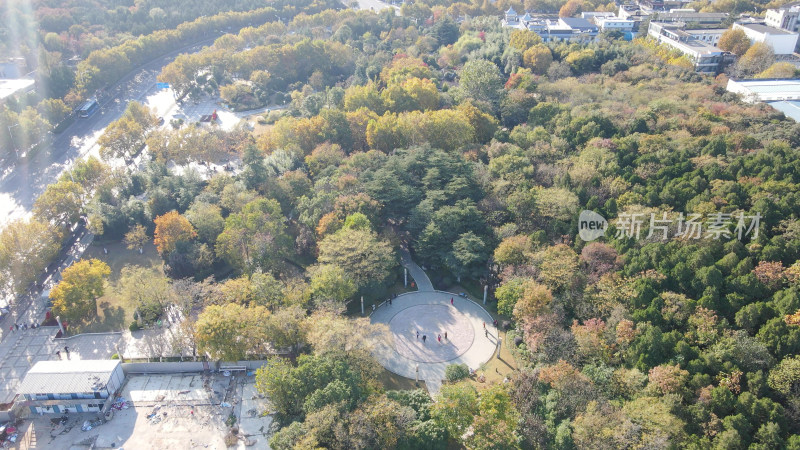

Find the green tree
[[456, 59, 505, 109], [50, 259, 111, 323], [263, 305, 308, 354], [0, 219, 60, 296], [216, 198, 290, 274], [430, 382, 479, 439], [185, 201, 225, 244], [308, 264, 357, 307], [317, 228, 396, 291], [469, 385, 521, 450], [445, 363, 470, 382], [768, 355, 800, 396], [195, 303, 270, 361], [118, 266, 173, 325], [255, 352, 375, 420], [124, 224, 148, 253], [445, 232, 488, 282], [33, 179, 84, 228], [496, 278, 526, 317]]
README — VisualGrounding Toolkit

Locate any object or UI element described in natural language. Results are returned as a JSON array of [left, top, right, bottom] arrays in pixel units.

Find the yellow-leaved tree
[[50, 259, 110, 323]]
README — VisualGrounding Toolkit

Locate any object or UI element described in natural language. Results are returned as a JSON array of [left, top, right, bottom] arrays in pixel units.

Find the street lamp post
[[7, 123, 19, 159]]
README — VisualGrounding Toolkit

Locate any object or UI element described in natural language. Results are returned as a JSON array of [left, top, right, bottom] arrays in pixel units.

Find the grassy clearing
[[465, 328, 519, 389], [69, 241, 163, 334], [378, 368, 428, 391]]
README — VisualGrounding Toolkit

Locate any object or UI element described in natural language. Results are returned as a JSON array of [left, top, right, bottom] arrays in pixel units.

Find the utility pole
[[7, 123, 19, 159]]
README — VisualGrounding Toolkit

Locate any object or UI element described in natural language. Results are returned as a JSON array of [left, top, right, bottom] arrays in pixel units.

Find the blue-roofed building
[[726, 79, 800, 103], [726, 78, 800, 121], [768, 100, 800, 121]]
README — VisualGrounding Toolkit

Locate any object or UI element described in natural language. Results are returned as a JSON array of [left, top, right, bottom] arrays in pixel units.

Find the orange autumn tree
[[153, 210, 197, 256], [786, 309, 800, 326]]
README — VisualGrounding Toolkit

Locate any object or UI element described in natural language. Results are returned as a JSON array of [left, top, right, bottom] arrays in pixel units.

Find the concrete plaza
[[371, 291, 498, 394]]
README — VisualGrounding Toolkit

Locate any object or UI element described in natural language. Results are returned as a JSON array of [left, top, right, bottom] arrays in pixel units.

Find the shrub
[[129, 320, 140, 332], [445, 363, 470, 382]]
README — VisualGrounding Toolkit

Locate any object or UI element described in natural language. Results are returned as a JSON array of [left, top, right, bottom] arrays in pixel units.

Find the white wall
[[734, 23, 800, 54]]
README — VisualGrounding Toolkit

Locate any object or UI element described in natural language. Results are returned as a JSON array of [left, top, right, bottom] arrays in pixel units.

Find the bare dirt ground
[[11, 372, 274, 449]]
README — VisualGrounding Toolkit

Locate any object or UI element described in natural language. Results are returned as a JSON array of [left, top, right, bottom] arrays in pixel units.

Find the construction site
[[5, 367, 273, 449]]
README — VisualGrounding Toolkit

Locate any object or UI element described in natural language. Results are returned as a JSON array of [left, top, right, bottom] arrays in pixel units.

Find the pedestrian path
[[0, 326, 60, 404], [399, 248, 434, 292], [370, 290, 498, 395]]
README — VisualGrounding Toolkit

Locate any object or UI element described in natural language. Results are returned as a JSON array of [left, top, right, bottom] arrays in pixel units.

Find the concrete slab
[[125, 374, 213, 405], [238, 379, 274, 448], [371, 291, 498, 395]]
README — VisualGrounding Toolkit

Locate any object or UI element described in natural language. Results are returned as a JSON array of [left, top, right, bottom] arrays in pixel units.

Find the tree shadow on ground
[[71, 301, 126, 334]]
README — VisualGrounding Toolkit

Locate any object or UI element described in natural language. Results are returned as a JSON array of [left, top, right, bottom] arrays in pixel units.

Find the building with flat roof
[[726, 78, 800, 102], [502, 14, 599, 42], [596, 17, 638, 39], [651, 11, 729, 25], [16, 360, 124, 414], [648, 22, 733, 73], [582, 11, 616, 20], [765, 2, 800, 33], [733, 22, 799, 55], [767, 100, 800, 121], [0, 78, 35, 100]]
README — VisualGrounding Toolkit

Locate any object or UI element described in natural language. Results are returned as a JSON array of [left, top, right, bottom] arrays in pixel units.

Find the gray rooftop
[[740, 23, 795, 35], [768, 100, 800, 121], [17, 360, 120, 395], [731, 79, 800, 94], [560, 17, 598, 30]]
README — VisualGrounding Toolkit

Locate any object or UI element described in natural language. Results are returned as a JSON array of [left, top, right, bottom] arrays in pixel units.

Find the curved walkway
[[399, 248, 434, 292], [370, 291, 498, 394]]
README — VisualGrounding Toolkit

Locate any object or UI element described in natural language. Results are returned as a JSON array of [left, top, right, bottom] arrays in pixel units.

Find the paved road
[[400, 248, 434, 291], [0, 33, 228, 230]]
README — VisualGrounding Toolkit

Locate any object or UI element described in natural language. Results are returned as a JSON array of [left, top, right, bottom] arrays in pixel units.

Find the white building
[[17, 360, 125, 414], [648, 22, 732, 73], [726, 78, 800, 103], [502, 14, 599, 42], [582, 12, 615, 20], [765, 2, 800, 33], [733, 23, 799, 55], [596, 17, 637, 32], [0, 79, 35, 101]]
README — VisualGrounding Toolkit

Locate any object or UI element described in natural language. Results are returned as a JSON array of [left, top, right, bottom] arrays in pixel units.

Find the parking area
[[11, 372, 274, 449]]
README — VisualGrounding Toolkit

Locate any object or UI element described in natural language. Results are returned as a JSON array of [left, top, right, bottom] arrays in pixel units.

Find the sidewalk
[[399, 248, 434, 292]]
